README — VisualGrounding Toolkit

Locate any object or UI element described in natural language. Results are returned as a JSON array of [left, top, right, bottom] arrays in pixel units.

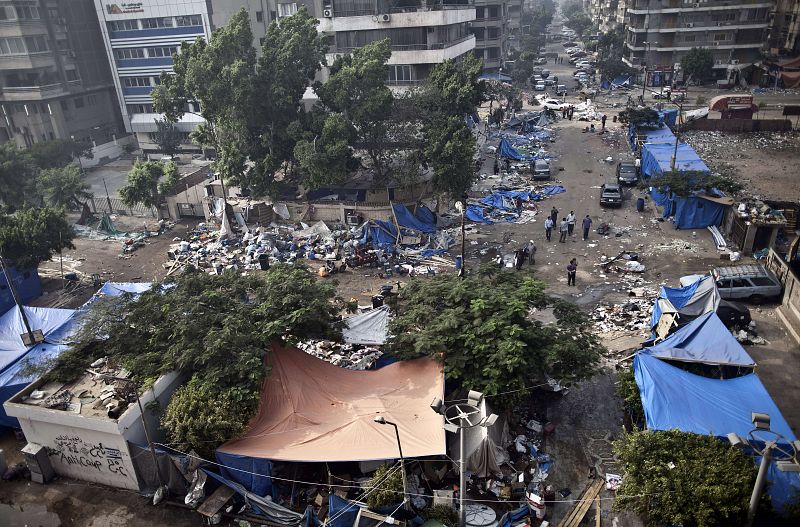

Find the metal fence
[[90, 196, 156, 217]]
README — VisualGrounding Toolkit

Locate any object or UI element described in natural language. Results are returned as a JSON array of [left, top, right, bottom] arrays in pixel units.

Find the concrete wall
[[766, 248, 800, 344], [684, 118, 792, 132], [79, 134, 137, 168]]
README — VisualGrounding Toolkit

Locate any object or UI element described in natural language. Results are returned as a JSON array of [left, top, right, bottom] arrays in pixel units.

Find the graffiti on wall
[[47, 434, 129, 478]]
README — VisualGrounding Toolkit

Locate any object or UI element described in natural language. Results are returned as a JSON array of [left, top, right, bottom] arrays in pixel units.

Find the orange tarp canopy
[[218, 343, 446, 462]]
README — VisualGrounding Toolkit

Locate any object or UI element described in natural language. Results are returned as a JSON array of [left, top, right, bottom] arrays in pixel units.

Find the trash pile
[[74, 214, 175, 254], [733, 200, 787, 225], [684, 130, 800, 159], [295, 341, 383, 370], [466, 187, 566, 225], [733, 321, 769, 346], [589, 296, 655, 334], [643, 238, 702, 256]]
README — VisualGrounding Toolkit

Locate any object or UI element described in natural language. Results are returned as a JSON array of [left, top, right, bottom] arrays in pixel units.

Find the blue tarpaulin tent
[[658, 108, 679, 127], [651, 275, 720, 330], [499, 138, 537, 161], [392, 204, 436, 233], [0, 267, 41, 314], [641, 312, 755, 367], [611, 75, 632, 88], [627, 123, 676, 152], [641, 142, 710, 178], [650, 188, 729, 229], [466, 188, 564, 224], [634, 353, 800, 512], [215, 450, 276, 498]]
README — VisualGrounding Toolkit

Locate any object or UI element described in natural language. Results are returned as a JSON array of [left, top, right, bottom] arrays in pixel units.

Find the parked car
[[534, 82, 546, 91], [540, 69, 550, 78], [563, 41, 578, 48], [713, 265, 783, 303], [532, 159, 551, 180], [535, 57, 547, 65], [600, 183, 623, 207], [555, 85, 567, 96], [544, 79, 556, 86], [532, 66, 544, 75], [539, 98, 565, 110], [616, 162, 639, 185]]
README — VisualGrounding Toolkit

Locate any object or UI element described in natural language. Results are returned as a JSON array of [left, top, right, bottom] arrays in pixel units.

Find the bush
[[365, 463, 404, 509], [422, 505, 459, 527]]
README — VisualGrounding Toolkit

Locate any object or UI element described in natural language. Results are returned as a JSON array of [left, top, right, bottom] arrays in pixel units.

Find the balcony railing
[[332, 2, 473, 17], [335, 34, 474, 53]]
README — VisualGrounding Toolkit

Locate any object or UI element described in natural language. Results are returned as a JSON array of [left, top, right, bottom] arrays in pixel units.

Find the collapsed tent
[[651, 275, 720, 335], [633, 354, 800, 511], [649, 187, 732, 229], [0, 306, 77, 427], [641, 312, 755, 367], [610, 75, 632, 88], [359, 204, 445, 252], [499, 138, 537, 161], [342, 306, 390, 346], [450, 399, 510, 478], [465, 188, 564, 224], [217, 344, 445, 492], [392, 204, 436, 234], [641, 142, 710, 179], [627, 123, 675, 152], [658, 108, 678, 128]]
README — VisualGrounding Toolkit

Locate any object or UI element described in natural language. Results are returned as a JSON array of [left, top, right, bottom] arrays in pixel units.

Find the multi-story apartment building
[[623, 0, 774, 82], [471, 0, 522, 71], [615, 0, 629, 28], [767, 0, 800, 53], [0, 0, 124, 148], [92, 0, 273, 153], [316, 1, 476, 86]]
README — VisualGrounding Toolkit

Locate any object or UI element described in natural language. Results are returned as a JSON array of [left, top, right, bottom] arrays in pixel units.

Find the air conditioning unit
[[731, 59, 739, 64], [686, 23, 694, 28], [717, 22, 724, 26], [379, 13, 391, 22], [323, 9, 333, 18]]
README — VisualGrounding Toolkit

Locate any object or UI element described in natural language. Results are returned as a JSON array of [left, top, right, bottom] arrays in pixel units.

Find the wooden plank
[[196, 485, 235, 517], [558, 479, 604, 527], [595, 495, 601, 527]]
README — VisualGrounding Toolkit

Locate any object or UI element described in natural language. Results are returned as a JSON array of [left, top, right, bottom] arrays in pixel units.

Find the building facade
[[0, 0, 124, 148], [92, 0, 274, 153], [623, 0, 774, 82], [767, 0, 800, 54], [315, 0, 476, 86]]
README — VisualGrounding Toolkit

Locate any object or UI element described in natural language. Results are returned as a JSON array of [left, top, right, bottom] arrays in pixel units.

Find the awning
[[218, 344, 445, 462]]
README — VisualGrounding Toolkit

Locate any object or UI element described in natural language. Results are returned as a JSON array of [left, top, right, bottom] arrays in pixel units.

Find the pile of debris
[[295, 341, 383, 370], [589, 294, 656, 334], [684, 130, 800, 159], [733, 200, 787, 225], [733, 321, 769, 346]]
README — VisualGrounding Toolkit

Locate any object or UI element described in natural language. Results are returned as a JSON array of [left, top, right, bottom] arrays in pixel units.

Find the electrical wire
[[155, 443, 673, 505]]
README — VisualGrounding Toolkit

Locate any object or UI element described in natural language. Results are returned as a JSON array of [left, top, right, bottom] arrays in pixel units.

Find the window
[[476, 7, 484, 19], [277, 3, 298, 18], [24, 35, 49, 53], [388, 65, 412, 83], [73, 97, 84, 109], [730, 278, 749, 288], [127, 103, 154, 114], [115, 47, 145, 59], [147, 46, 177, 57], [87, 95, 97, 105], [714, 33, 728, 41], [141, 17, 173, 29], [14, 5, 39, 20], [0, 37, 26, 55], [256, 11, 263, 22], [60, 100, 68, 111], [684, 34, 696, 42], [0, 6, 8, 20], [176, 14, 202, 26], [108, 20, 139, 32], [750, 277, 776, 287], [65, 69, 78, 81], [122, 76, 150, 87]]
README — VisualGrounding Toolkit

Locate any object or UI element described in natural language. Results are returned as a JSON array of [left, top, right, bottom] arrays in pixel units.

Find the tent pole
[[0, 254, 36, 343]]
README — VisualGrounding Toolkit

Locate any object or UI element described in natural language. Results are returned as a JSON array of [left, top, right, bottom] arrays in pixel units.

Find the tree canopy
[[424, 116, 476, 200], [119, 160, 178, 209], [613, 429, 759, 527], [386, 271, 601, 407], [152, 119, 182, 157], [36, 164, 93, 209], [46, 267, 346, 456], [0, 206, 75, 269], [0, 142, 38, 207], [681, 47, 714, 83], [596, 28, 634, 81], [648, 169, 743, 197], [28, 138, 93, 169]]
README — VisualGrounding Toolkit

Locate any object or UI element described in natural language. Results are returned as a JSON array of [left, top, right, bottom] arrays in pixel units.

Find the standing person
[[527, 240, 537, 265], [544, 216, 554, 241], [582, 215, 593, 241], [567, 258, 577, 286], [601, 114, 607, 130], [550, 206, 559, 225], [515, 247, 525, 270], [566, 211, 576, 236], [493, 157, 499, 175], [559, 217, 569, 243]]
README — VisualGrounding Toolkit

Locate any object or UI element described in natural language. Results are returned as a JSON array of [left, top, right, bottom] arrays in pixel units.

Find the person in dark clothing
[[582, 215, 593, 240], [567, 259, 577, 286], [544, 217, 554, 241], [493, 158, 499, 175], [504, 158, 511, 172], [515, 197, 523, 212], [550, 206, 559, 225], [601, 114, 607, 130], [515, 247, 526, 270]]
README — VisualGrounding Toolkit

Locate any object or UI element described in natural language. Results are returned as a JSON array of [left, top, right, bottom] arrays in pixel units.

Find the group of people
[[561, 106, 575, 120], [543, 207, 593, 242]]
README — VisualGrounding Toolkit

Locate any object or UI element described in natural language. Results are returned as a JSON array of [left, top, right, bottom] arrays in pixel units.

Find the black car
[[600, 184, 623, 207], [716, 299, 752, 328], [616, 162, 639, 185]]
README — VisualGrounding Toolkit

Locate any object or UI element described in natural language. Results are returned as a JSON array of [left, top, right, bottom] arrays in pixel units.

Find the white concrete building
[[92, 0, 272, 154]]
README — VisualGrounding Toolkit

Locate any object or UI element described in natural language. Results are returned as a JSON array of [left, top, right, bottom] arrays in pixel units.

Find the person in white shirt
[[566, 211, 576, 236]]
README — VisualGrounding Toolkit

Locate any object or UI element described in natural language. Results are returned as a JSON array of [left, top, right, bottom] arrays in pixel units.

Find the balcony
[[334, 34, 475, 54], [319, 7, 475, 32], [627, 1, 773, 15], [329, 34, 475, 65], [0, 81, 80, 101], [628, 21, 770, 33], [109, 26, 204, 40]]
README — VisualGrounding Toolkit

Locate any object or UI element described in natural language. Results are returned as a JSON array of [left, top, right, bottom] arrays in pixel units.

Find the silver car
[[713, 265, 782, 303]]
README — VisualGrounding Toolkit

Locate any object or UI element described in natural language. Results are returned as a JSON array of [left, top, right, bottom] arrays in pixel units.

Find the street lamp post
[[455, 201, 466, 278], [728, 412, 800, 527], [373, 416, 409, 511], [431, 391, 499, 527]]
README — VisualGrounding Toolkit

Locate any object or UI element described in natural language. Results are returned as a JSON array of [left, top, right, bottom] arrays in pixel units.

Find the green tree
[[386, 271, 602, 408], [365, 464, 404, 509], [422, 54, 485, 117], [561, 0, 584, 20], [615, 367, 644, 425], [36, 163, 93, 209], [596, 28, 633, 81], [249, 6, 328, 195], [46, 267, 345, 456], [293, 112, 356, 188], [0, 206, 75, 269], [613, 429, 759, 526], [28, 138, 93, 169], [681, 47, 714, 83], [567, 13, 593, 38], [618, 108, 660, 126], [119, 160, 178, 208], [153, 8, 256, 191], [0, 142, 38, 207], [649, 169, 743, 197], [315, 39, 394, 178], [424, 116, 476, 199], [152, 118, 182, 157]]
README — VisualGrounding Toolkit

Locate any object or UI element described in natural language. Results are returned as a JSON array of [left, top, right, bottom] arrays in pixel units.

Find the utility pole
[[670, 102, 683, 172], [102, 177, 114, 214]]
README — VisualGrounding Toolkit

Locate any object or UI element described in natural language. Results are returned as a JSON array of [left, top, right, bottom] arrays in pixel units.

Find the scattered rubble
[[295, 341, 383, 370]]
